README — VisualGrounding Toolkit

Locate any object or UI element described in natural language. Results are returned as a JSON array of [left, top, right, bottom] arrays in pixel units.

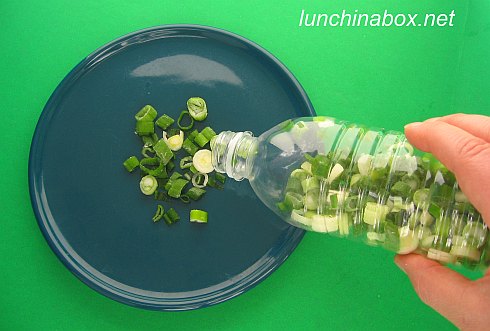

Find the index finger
[[404, 120, 490, 222], [439, 113, 490, 143]]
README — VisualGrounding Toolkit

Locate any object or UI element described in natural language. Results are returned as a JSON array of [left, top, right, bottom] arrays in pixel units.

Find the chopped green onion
[[186, 187, 206, 200], [214, 172, 226, 184], [140, 175, 158, 195], [189, 164, 199, 174], [188, 129, 199, 142], [177, 110, 194, 130], [383, 222, 400, 252], [192, 149, 214, 174], [192, 173, 209, 188], [428, 203, 441, 219], [152, 205, 165, 222], [311, 155, 330, 178], [153, 139, 174, 165], [182, 138, 199, 156], [135, 105, 157, 122], [402, 174, 420, 191], [330, 194, 338, 209], [180, 156, 193, 169], [155, 114, 174, 130], [284, 192, 304, 210], [139, 157, 167, 178], [168, 178, 189, 198], [141, 147, 155, 158], [163, 208, 180, 225], [201, 127, 217, 140], [125, 99, 224, 229], [194, 133, 209, 147], [141, 133, 158, 147], [154, 190, 169, 201], [186, 97, 208, 121], [169, 171, 182, 181], [167, 128, 180, 137], [363, 202, 390, 225], [164, 172, 182, 191], [163, 130, 184, 151], [206, 175, 224, 190], [190, 209, 208, 223], [179, 195, 191, 203], [357, 154, 373, 176], [398, 227, 419, 254], [166, 160, 175, 172], [327, 163, 344, 184], [135, 120, 155, 136], [123, 156, 139, 172], [413, 188, 430, 206], [390, 181, 412, 198], [453, 191, 468, 203], [301, 177, 320, 193]]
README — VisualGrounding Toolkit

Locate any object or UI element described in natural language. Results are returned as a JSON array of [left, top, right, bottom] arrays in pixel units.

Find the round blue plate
[[29, 25, 315, 311]]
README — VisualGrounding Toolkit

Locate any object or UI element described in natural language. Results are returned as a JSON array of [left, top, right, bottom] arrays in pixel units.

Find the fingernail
[[404, 122, 422, 130]]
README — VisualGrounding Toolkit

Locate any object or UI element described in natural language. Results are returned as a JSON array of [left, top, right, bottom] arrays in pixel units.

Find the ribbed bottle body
[[212, 116, 489, 270]]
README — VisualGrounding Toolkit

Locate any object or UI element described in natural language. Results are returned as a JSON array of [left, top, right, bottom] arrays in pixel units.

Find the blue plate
[[29, 25, 315, 311]]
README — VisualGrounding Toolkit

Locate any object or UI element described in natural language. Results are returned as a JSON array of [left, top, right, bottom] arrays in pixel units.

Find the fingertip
[[404, 122, 422, 131], [424, 116, 441, 123], [395, 253, 436, 275], [394, 254, 406, 273]]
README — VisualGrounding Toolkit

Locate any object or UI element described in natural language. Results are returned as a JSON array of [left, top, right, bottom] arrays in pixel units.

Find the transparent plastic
[[211, 116, 489, 271]]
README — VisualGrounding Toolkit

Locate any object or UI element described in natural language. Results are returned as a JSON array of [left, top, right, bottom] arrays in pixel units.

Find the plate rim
[[28, 24, 315, 311]]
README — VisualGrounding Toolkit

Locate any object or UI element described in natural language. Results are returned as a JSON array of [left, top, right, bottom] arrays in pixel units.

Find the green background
[[2, 0, 489, 330]]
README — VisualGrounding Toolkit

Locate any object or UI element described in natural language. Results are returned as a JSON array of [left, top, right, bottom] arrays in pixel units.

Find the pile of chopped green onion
[[275, 118, 488, 270], [123, 97, 223, 225]]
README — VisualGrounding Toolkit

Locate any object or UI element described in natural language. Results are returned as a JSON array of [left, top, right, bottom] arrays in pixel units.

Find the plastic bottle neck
[[211, 131, 258, 181]]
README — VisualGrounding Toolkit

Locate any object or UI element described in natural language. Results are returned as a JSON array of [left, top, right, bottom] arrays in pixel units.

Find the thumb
[[394, 254, 478, 329]]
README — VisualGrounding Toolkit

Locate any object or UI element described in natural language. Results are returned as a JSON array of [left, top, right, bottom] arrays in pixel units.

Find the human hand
[[395, 113, 490, 331]]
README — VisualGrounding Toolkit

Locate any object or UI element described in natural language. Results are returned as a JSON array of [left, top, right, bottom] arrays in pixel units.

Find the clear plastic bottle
[[211, 116, 489, 271]]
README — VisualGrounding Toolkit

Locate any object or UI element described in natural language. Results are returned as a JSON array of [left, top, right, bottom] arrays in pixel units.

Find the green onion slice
[[214, 172, 226, 184], [152, 205, 165, 222], [141, 133, 158, 147], [123, 156, 139, 172], [194, 133, 209, 147], [179, 195, 191, 203], [201, 127, 217, 140], [167, 178, 189, 198], [180, 156, 193, 169], [163, 208, 180, 225], [135, 120, 155, 136], [192, 149, 214, 174], [190, 209, 208, 223], [153, 139, 174, 165], [139, 157, 167, 178], [188, 129, 199, 142], [155, 114, 174, 130], [177, 110, 194, 131], [140, 175, 158, 195], [135, 105, 157, 122], [192, 173, 209, 188], [186, 97, 208, 121], [141, 147, 155, 158], [186, 187, 206, 200], [163, 130, 184, 151], [182, 138, 199, 156]]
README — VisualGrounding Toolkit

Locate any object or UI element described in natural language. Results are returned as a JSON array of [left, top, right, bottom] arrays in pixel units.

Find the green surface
[[1, 0, 489, 330]]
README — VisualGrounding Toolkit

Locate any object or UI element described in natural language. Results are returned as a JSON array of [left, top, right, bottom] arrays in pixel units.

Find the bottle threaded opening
[[211, 131, 257, 181]]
